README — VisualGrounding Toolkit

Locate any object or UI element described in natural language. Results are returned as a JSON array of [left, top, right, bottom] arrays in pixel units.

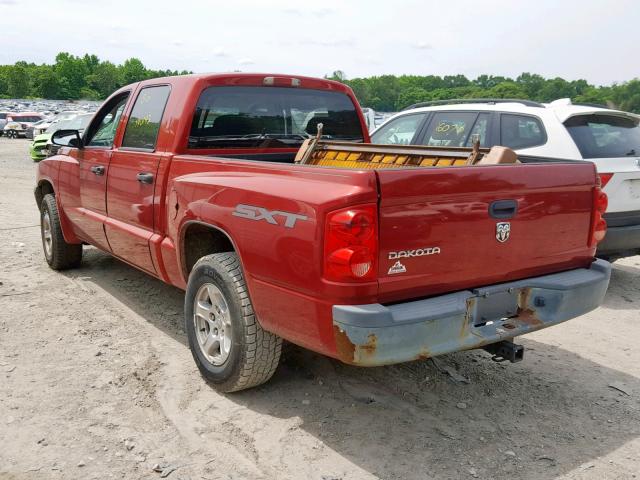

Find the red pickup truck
[[35, 73, 611, 392]]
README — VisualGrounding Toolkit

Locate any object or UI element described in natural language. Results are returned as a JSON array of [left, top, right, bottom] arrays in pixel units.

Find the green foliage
[[0, 53, 636, 114], [0, 52, 191, 100], [7, 62, 30, 98], [328, 72, 639, 113]]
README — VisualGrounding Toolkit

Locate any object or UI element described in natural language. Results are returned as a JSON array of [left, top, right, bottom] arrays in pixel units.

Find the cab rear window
[[188, 86, 363, 149], [565, 114, 640, 158]]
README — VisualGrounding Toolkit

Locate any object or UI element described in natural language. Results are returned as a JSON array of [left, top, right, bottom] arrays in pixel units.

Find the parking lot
[[0, 136, 639, 480]]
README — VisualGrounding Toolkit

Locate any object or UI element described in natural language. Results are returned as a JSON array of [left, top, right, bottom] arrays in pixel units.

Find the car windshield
[[11, 116, 42, 123], [565, 114, 640, 158], [189, 86, 364, 149], [47, 114, 92, 133]]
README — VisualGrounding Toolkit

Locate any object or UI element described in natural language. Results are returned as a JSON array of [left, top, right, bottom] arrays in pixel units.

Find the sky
[[0, 0, 638, 85]]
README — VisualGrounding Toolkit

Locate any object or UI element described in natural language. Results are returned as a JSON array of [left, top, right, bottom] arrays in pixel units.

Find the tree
[[55, 52, 88, 99], [326, 70, 346, 81], [120, 58, 147, 85], [32, 66, 60, 99], [611, 79, 640, 113], [487, 81, 527, 99], [7, 62, 29, 98], [87, 61, 119, 98]]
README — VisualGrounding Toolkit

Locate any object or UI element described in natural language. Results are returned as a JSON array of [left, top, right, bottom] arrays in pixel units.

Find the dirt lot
[[0, 137, 639, 480]]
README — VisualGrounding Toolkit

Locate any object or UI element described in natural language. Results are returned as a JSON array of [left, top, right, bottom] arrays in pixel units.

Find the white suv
[[371, 98, 640, 260]]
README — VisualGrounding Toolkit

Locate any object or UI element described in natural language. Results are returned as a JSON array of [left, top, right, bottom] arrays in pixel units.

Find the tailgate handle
[[489, 199, 518, 219]]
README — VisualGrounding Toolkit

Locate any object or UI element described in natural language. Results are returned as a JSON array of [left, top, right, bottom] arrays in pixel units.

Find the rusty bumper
[[333, 259, 611, 366]]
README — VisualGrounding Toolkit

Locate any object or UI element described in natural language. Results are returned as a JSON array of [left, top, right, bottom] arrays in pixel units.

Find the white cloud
[[238, 58, 255, 66], [282, 6, 335, 16], [300, 38, 355, 48], [413, 41, 432, 50]]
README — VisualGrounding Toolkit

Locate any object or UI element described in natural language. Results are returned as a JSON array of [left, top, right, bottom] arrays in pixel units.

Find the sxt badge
[[233, 204, 308, 229]]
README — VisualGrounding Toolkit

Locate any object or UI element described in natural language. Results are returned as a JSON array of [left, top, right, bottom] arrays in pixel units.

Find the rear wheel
[[185, 253, 282, 392], [40, 194, 82, 270]]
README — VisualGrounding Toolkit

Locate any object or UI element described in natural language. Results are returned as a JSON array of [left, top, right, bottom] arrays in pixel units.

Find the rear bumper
[[332, 259, 611, 366], [597, 224, 640, 257]]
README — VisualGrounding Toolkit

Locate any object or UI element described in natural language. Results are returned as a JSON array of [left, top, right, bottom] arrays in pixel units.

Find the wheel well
[[35, 181, 54, 209], [183, 223, 235, 275]]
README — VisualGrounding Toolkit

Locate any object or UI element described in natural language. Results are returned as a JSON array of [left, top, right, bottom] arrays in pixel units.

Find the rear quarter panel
[[164, 157, 378, 353]]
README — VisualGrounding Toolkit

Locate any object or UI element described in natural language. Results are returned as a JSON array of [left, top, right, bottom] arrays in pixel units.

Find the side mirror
[[51, 129, 83, 149]]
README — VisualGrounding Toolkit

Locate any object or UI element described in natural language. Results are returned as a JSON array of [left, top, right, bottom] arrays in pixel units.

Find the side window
[[370, 114, 426, 145], [421, 112, 478, 147], [464, 113, 491, 147], [122, 85, 171, 150], [85, 94, 130, 147], [500, 114, 546, 149]]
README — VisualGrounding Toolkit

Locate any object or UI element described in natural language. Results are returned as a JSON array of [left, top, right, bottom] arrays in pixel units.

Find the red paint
[[36, 73, 600, 362], [376, 163, 599, 303]]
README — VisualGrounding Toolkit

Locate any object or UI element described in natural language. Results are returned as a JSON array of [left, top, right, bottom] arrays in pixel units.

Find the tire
[[7, 129, 17, 139], [185, 252, 282, 392], [40, 194, 82, 270]]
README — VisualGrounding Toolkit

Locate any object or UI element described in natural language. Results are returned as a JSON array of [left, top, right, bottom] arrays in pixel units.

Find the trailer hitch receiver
[[483, 340, 524, 363]]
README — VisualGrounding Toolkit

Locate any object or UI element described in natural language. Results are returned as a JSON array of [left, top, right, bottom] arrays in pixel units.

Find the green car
[[30, 113, 94, 161]]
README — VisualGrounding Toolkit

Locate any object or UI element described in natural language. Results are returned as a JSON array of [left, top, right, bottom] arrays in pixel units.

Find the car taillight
[[324, 204, 377, 281], [599, 173, 613, 188], [589, 187, 608, 247]]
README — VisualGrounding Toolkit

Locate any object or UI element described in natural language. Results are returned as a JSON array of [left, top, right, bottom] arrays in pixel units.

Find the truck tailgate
[[376, 162, 597, 303]]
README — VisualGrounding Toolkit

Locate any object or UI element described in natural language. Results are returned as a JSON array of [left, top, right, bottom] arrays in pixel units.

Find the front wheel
[[185, 253, 282, 392], [40, 194, 82, 270], [6, 129, 18, 139]]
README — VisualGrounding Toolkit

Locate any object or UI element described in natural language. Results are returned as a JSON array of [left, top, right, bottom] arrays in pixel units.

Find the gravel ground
[[0, 137, 639, 480]]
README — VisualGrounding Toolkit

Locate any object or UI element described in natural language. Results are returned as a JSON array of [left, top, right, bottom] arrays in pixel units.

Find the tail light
[[599, 173, 613, 188], [324, 204, 377, 281], [589, 187, 608, 247]]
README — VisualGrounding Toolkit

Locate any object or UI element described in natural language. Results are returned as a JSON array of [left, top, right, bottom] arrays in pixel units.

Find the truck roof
[[127, 72, 355, 95]]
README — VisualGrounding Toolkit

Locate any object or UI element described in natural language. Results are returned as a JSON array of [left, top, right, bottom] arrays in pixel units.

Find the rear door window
[[122, 85, 171, 150], [464, 113, 491, 147], [565, 114, 640, 158], [370, 113, 427, 145], [500, 114, 546, 149], [421, 112, 479, 147]]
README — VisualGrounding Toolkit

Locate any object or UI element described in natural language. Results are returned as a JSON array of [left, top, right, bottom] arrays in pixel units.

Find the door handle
[[90, 165, 105, 176], [136, 172, 154, 184], [489, 199, 518, 219]]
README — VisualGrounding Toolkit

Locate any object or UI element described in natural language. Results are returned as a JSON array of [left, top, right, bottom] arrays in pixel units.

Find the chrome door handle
[[90, 165, 105, 176], [136, 172, 154, 184]]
